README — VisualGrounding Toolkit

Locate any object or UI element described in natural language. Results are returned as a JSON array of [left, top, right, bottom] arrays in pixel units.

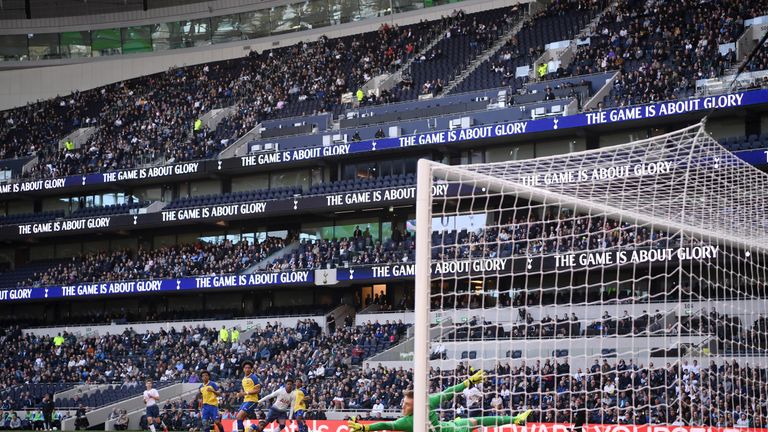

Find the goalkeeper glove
[[513, 409, 533, 425], [463, 369, 485, 387], [348, 416, 369, 432]]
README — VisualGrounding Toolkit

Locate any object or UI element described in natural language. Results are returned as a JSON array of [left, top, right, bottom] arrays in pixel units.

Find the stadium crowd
[[2, 212, 689, 291], [8, 230, 419, 289], [438, 309, 768, 348], [483, 0, 602, 89], [20, 237, 286, 287], [0, 13, 457, 180], [265, 233, 415, 272], [418, 358, 768, 428], [0, 409, 68, 430], [0, 91, 104, 165], [0, 306, 330, 329], [0, 0, 766, 182], [404, 6, 524, 98], [0, 319, 409, 410], [2, 312, 768, 428], [434, 212, 675, 260], [563, 0, 767, 106], [22, 62, 241, 179]]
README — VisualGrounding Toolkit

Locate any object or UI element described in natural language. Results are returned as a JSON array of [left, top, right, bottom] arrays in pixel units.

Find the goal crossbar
[[428, 161, 767, 252]]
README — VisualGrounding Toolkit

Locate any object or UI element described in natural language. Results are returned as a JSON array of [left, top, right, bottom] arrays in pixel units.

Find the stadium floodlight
[[414, 122, 768, 430]]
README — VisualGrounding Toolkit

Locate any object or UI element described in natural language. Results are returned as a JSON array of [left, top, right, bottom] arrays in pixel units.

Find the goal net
[[413, 122, 768, 431]]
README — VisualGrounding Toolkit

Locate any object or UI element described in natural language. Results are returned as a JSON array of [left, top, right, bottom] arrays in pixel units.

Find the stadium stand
[[396, 6, 526, 100], [14, 237, 286, 287], [720, 134, 768, 151], [0, 0, 767, 430], [307, 173, 415, 194], [0, 0, 632, 183], [0, 220, 418, 289], [439, 308, 766, 343], [0, 172, 417, 229], [0, 11, 471, 180], [0, 320, 409, 412], [0, 210, 66, 226], [264, 235, 414, 271], [746, 43, 768, 73], [431, 213, 675, 259], [0, 211, 681, 294], [449, 0, 604, 94], [563, 0, 768, 106], [0, 201, 145, 226], [163, 187, 302, 210], [0, 0, 765, 186], [4, 317, 767, 427]]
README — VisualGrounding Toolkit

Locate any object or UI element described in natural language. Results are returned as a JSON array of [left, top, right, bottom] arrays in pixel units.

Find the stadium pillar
[[746, 112, 761, 138], [585, 132, 599, 150]]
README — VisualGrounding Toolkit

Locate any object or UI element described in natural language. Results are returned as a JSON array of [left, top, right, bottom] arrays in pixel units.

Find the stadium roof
[[0, 0, 211, 20]]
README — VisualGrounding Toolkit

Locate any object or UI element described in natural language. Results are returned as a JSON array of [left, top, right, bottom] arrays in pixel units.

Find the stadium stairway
[[361, 317, 453, 365], [218, 120, 263, 159], [243, 240, 302, 273], [201, 106, 237, 131], [326, 304, 356, 333], [442, 15, 531, 95], [528, 0, 616, 83], [527, 0, 618, 108], [364, 18, 453, 98], [582, 71, 619, 110], [58, 126, 97, 151], [358, 303, 387, 314], [82, 383, 199, 431]]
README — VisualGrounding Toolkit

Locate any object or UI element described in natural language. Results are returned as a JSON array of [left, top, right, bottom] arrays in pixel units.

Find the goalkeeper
[[348, 370, 532, 432]]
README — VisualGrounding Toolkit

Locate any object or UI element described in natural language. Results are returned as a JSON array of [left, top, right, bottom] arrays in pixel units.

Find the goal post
[[413, 122, 768, 431], [414, 158, 434, 432]]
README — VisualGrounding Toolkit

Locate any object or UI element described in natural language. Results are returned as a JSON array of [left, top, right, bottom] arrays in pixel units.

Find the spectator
[[736, 413, 750, 428], [8, 413, 21, 430], [21, 237, 284, 288], [462, 379, 484, 417], [565, 0, 759, 107], [114, 409, 129, 430], [108, 408, 120, 422], [74, 405, 89, 430], [371, 399, 385, 418], [490, 392, 504, 413], [538, 63, 548, 79], [41, 394, 55, 430], [431, 343, 447, 360]]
